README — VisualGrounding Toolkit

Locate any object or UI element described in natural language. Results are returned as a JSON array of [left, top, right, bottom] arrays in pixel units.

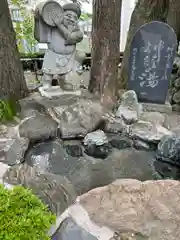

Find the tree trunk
[[119, 0, 169, 90], [167, 0, 180, 45], [0, 0, 28, 100], [89, 0, 122, 107]]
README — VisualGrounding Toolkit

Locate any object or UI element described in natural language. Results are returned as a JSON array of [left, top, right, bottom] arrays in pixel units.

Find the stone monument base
[[38, 86, 81, 99], [141, 101, 172, 114]]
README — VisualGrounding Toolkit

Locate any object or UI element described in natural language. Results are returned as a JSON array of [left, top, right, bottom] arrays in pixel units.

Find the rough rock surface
[[0, 137, 29, 165], [115, 90, 142, 124], [108, 135, 132, 150], [104, 114, 127, 133], [78, 179, 180, 240], [140, 112, 165, 125], [83, 130, 108, 146], [156, 135, 180, 166], [2, 163, 37, 186], [25, 173, 77, 215], [51, 179, 180, 240], [59, 99, 103, 139], [129, 121, 173, 144], [19, 113, 58, 141]]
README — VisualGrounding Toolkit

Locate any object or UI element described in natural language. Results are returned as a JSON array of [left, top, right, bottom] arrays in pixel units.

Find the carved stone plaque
[[128, 21, 177, 104]]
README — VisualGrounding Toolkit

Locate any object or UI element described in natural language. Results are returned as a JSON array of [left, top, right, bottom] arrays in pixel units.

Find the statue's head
[[62, 3, 81, 27]]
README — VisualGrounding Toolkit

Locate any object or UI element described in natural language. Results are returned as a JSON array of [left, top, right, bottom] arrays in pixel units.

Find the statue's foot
[[42, 83, 52, 91]]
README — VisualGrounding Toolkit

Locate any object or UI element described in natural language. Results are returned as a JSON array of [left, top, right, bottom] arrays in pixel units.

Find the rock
[[153, 160, 180, 180], [83, 130, 108, 146], [106, 149, 160, 180], [115, 90, 142, 124], [25, 139, 74, 174], [174, 77, 180, 88], [108, 135, 132, 150], [172, 104, 180, 112], [2, 163, 37, 186], [171, 87, 178, 95], [172, 90, 180, 103], [133, 139, 151, 151], [104, 114, 127, 134], [25, 173, 77, 215], [140, 112, 165, 125], [59, 99, 103, 139], [19, 98, 46, 119], [19, 113, 58, 141], [0, 137, 29, 165], [64, 144, 83, 157], [129, 121, 173, 144], [0, 124, 18, 138], [84, 143, 111, 159], [77, 179, 180, 240], [52, 217, 97, 240], [156, 135, 180, 166]]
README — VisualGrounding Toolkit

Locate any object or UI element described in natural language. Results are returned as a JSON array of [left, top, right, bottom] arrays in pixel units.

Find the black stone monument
[[128, 21, 177, 104]]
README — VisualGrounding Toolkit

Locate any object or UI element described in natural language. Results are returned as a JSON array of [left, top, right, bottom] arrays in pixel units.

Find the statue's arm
[[57, 24, 83, 44]]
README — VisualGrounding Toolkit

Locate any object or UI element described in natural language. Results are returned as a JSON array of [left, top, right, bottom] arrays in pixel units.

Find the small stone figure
[[34, 1, 83, 95]]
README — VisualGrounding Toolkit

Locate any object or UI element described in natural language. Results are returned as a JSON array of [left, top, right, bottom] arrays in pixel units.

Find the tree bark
[[167, 0, 180, 45], [0, 0, 28, 100], [119, 0, 169, 90], [89, 0, 122, 107]]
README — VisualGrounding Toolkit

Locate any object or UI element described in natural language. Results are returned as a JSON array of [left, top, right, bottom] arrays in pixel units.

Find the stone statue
[[34, 1, 83, 96]]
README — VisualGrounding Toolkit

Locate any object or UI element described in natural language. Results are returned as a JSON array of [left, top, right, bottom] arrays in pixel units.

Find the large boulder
[[77, 179, 180, 240], [51, 179, 180, 240], [25, 173, 77, 215], [19, 113, 58, 141], [59, 99, 103, 139]]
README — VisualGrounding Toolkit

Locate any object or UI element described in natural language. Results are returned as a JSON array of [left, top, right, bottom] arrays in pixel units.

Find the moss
[[0, 184, 56, 240]]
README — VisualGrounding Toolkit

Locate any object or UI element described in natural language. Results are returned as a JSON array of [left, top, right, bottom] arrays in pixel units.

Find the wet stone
[[64, 144, 83, 158], [108, 135, 132, 150], [84, 143, 111, 159], [25, 139, 76, 175], [52, 217, 97, 240], [153, 160, 180, 180]]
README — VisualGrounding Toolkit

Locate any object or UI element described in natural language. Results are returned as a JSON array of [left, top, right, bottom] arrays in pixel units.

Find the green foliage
[[80, 13, 91, 21], [0, 97, 19, 122], [0, 184, 56, 240], [11, 0, 38, 53]]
